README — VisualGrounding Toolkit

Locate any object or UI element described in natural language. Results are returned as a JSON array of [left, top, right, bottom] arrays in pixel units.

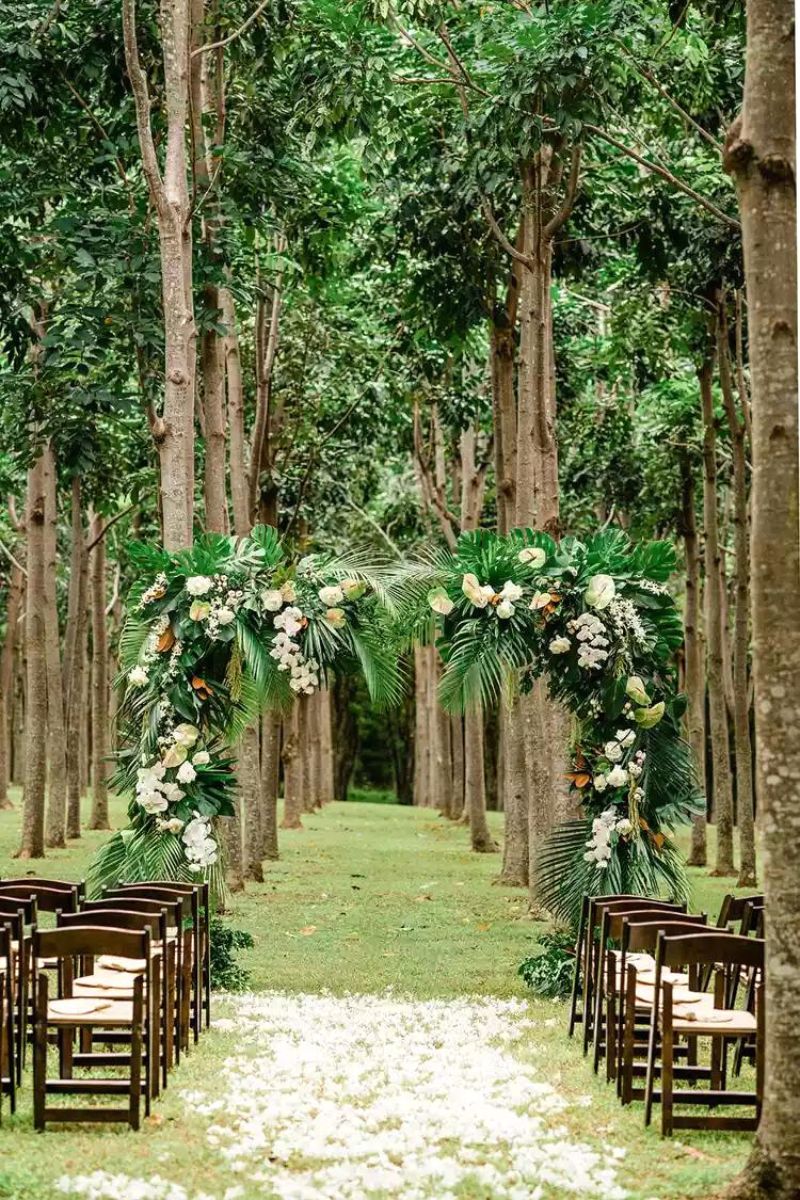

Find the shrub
[[518, 931, 575, 999], [210, 918, 254, 991]]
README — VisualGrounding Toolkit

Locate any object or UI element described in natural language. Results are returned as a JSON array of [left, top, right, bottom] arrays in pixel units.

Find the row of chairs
[[0, 876, 211, 1130], [566, 891, 765, 1136]]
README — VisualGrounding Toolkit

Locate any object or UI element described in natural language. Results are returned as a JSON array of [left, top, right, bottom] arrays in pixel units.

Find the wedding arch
[[91, 524, 701, 921]]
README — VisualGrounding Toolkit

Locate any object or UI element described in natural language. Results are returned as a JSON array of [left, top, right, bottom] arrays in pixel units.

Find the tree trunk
[[465, 707, 497, 852], [723, 4, 799, 1192], [719, 305, 757, 887], [281, 700, 304, 829], [64, 477, 88, 839], [699, 353, 736, 875], [449, 714, 464, 819], [240, 723, 263, 882], [260, 708, 280, 859], [680, 453, 707, 866], [0, 563, 23, 810], [332, 674, 357, 801], [88, 514, 111, 831], [42, 445, 68, 848], [413, 644, 431, 806], [18, 454, 47, 859], [318, 688, 335, 805], [201, 287, 228, 534]]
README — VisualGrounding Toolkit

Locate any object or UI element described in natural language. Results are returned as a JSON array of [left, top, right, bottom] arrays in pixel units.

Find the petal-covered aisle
[[58, 992, 628, 1200]]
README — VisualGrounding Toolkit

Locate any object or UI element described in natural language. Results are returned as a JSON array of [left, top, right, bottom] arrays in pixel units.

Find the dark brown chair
[[107, 882, 209, 1042], [32, 925, 152, 1130], [0, 880, 81, 914], [568, 893, 644, 1038], [0, 921, 16, 1119], [58, 908, 173, 1093], [644, 932, 764, 1135], [0, 896, 36, 1082], [583, 896, 685, 1058]]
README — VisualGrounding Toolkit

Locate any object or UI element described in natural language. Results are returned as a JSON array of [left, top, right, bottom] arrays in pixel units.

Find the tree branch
[[544, 142, 583, 238], [0, 539, 26, 576], [121, 0, 165, 209], [613, 38, 724, 153], [86, 505, 135, 554], [480, 196, 534, 267], [191, 0, 270, 56], [584, 124, 741, 230]]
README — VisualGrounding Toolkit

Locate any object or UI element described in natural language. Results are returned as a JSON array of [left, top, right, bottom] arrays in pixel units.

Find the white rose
[[501, 581, 523, 603], [604, 741, 623, 763], [129, 666, 149, 687], [216, 607, 235, 626], [518, 546, 546, 568], [427, 587, 455, 616], [261, 589, 284, 612], [319, 585, 344, 606], [583, 574, 616, 610], [495, 599, 515, 620], [192, 751, 210, 766], [616, 728, 636, 748], [607, 765, 628, 788], [549, 636, 571, 654], [176, 761, 197, 784], [593, 774, 608, 792], [462, 573, 489, 608], [186, 575, 213, 597]]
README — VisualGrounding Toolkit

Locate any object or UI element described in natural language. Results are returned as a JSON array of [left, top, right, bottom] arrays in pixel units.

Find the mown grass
[[0, 789, 757, 1200]]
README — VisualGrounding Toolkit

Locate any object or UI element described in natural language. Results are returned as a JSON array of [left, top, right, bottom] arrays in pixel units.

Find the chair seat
[[97, 955, 149, 972], [634, 984, 713, 1009], [74, 969, 144, 995], [671, 1007, 757, 1036], [47, 999, 135, 1026]]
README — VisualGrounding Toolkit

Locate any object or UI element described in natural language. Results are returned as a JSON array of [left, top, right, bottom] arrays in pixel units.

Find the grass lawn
[[0, 790, 759, 1200]]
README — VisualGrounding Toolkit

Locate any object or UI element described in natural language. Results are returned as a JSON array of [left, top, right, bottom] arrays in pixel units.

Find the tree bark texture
[[88, 514, 111, 831], [18, 454, 47, 859], [42, 445, 68, 848], [64, 477, 88, 838], [680, 453, 707, 866], [0, 563, 23, 809], [260, 708, 280, 860]]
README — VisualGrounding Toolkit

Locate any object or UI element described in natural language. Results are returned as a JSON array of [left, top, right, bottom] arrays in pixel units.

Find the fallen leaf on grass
[[476, 922, 492, 932], [300, 926, 317, 936]]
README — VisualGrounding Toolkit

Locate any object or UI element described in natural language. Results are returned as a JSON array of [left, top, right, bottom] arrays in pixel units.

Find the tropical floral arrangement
[[413, 526, 702, 923], [88, 526, 401, 894]]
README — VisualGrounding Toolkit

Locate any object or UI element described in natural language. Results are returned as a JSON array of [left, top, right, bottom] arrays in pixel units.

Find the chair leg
[[661, 1020, 674, 1137], [643, 1007, 659, 1127], [606, 989, 617, 1083], [756, 989, 765, 1121], [32, 976, 48, 1133], [129, 1018, 142, 1131], [568, 902, 586, 1038]]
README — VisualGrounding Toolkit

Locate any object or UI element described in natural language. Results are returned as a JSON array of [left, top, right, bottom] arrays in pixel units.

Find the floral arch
[[91, 524, 700, 923], [417, 527, 702, 922]]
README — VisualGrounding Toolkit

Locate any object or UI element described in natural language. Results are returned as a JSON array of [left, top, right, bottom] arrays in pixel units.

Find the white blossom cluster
[[593, 734, 646, 796], [185, 574, 243, 640], [270, 606, 319, 695], [606, 597, 647, 646], [567, 612, 609, 670], [182, 813, 217, 871], [584, 808, 635, 868], [139, 573, 168, 608]]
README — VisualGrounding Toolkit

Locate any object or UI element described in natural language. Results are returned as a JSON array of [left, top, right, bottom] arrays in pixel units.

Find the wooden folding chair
[[0, 880, 82, 916], [583, 896, 685, 1059], [108, 882, 209, 1041], [0, 921, 17, 1119], [88, 895, 189, 1060], [32, 925, 152, 1130], [0, 896, 36, 1082], [644, 931, 764, 1135], [58, 908, 173, 1093], [568, 893, 644, 1038]]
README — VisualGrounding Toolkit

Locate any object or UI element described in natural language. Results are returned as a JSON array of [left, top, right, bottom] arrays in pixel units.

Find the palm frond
[[348, 623, 406, 708]]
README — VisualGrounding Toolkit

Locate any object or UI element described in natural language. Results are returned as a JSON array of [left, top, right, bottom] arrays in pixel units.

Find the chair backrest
[[34, 925, 151, 963], [0, 881, 79, 913], [0, 895, 37, 925], [96, 894, 185, 925], [623, 914, 710, 953], [104, 888, 191, 925], [607, 909, 706, 942], [716, 893, 765, 929], [58, 909, 166, 939], [593, 898, 684, 930], [741, 898, 765, 936], [659, 931, 765, 972]]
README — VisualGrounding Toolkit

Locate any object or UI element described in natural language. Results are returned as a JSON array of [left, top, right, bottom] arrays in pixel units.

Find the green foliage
[[209, 919, 255, 992], [518, 932, 575, 999]]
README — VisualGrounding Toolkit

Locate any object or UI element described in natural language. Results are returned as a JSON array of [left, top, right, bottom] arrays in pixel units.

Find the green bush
[[210, 918, 254, 991], [518, 931, 575, 999]]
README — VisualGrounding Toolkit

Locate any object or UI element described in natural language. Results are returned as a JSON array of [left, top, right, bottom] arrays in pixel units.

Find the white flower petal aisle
[[58, 993, 628, 1200]]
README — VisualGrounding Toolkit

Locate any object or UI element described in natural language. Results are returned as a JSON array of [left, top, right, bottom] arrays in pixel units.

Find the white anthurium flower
[[634, 701, 666, 728], [161, 743, 188, 769], [324, 607, 346, 628], [280, 580, 297, 603], [427, 587, 454, 616], [616, 728, 636, 748], [176, 761, 197, 784], [583, 573, 616, 610], [500, 580, 523, 603], [186, 575, 213, 597], [593, 773, 608, 792], [625, 675, 651, 705], [216, 607, 235, 626], [318, 584, 344, 606], [480, 584, 496, 603], [261, 588, 284, 612], [530, 590, 552, 610], [138, 792, 169, 814], [548, 636, 571, 654], [495, 599, 515, 620], [341, 578, 367, 600], [604, 741, 623, 762], [192, 750, 210, 766], [606, 765, 628, 788], [128, 666, 149, 687], [461, 573, 489, 608], [518, 546, 546, 568], [189, 600, 211, 621], [173, 723, 200, 747]]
